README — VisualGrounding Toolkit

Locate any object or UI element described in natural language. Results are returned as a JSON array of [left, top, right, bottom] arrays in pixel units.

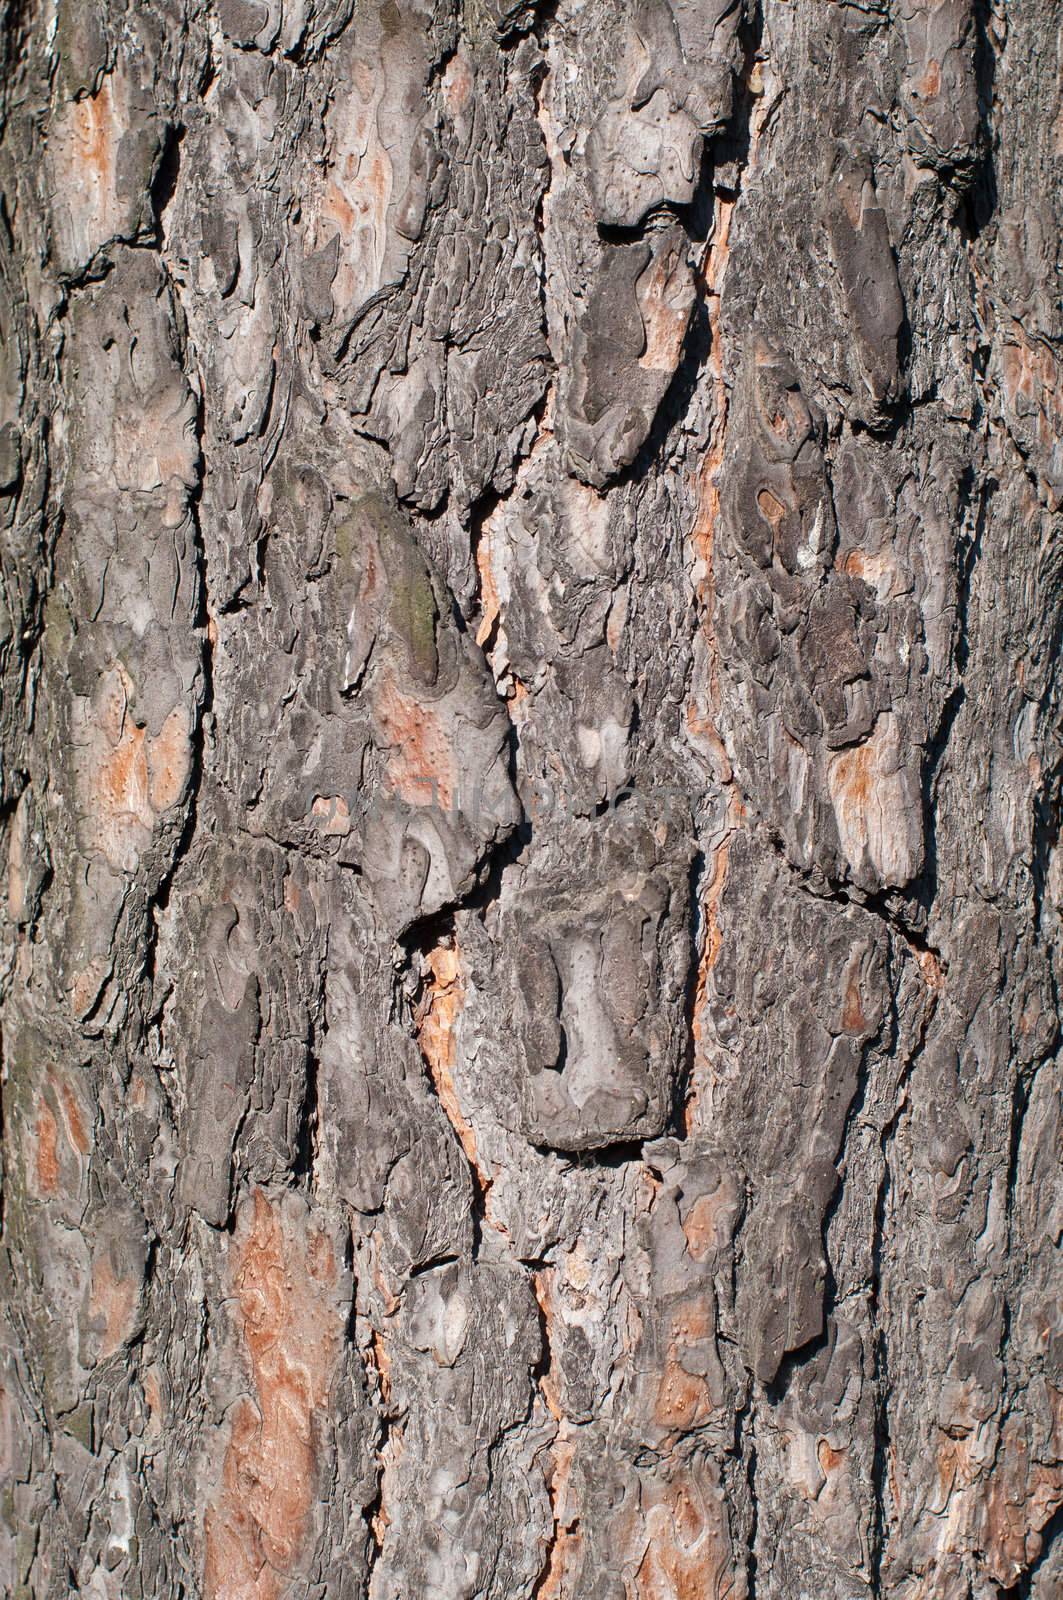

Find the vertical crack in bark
[[529, 1265, 580, 1599], [468, 378, 557, 686], [413, 925, 513, 1252], [414, 932, 483, 1183], [292, 996, 323, 1189], [683, 26, 777, 1142], [137, 216, 215, 1015], [684, 808, 748, 1133], [364, 1319, 403, 1580], [867, 953, 941, 1593], [746, 1408, 759, 1600]]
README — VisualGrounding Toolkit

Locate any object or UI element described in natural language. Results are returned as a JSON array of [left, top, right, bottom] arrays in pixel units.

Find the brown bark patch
[[999, 337, 1063, 504], [653, 1362, 711, 1433], [443, 52, 474, 115], [681, 1195, 717, 1262], [323, 179, 356, 235], [367, 1327, 392, 1406], [685, 201, 734, 779], [143, 1366, 164, 1435], [70, 80, 118, 184], [31, 1074, 91, 1198], [917, 948, 945, 993], [146, 705, 193, 812], [532, 1268, 563, 1423], [841, 547, 897, 601], [756, 488, 786, 528], [653, 1300, 715, 1432], [96, 718, 152, 840], [47, 71, 132, 270], [310, 794, 352, 836], [417, 940, 515, 1244], [917, 61, 942, 100]]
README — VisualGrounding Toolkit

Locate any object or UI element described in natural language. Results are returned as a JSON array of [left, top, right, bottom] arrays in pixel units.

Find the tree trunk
[[1, 0, 1060, 1595]]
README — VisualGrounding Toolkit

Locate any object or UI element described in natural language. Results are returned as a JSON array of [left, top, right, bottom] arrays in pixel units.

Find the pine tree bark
[[1, 0, 1060, 1595]]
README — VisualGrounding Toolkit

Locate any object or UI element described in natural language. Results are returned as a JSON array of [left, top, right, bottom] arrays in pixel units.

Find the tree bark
[[1, 0, 1061, 1596]]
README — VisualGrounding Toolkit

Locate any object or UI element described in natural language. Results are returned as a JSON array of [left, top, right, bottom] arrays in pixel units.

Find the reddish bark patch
[[203, 1190, 341, 1600], [34, 1101, 60, 1195], [680, 1175, 738, 1264], [532, 1268, 563, 1424], [417, 942, 477, 1164], [685, 209, 732, 779], [653, 1301, 715, 1433], [78, 669, 193, 869], [637, 241, 695, 374], [841, 963, 867, 1035], [89, 1251, 140, 1361], [981, 1407, 1063, 1587], [31, 1074, 91, 1197], [653, 1362, 711, 1434], [310, 794, 352, 837], [146, 705, 193, 813], [323, 179, 356, 235], [828, 713, 919, 885], [475, 524, 502, 650], [367, 1327, 392, 1406], [443, 52, 474, 115], [535, 1430, 581, 1599], [629, 1461, 741, 1600], [374, 675, 456, 811], [60, 1080, 90, 1156], [999, 338, 1063, 504], [833, 740, 872, 809], [917, 60, 942, 100], [96, 719, 152, 835], [70, 79, 118, 182], [416, 940, 508, 1239], [756, 487, 786, 528], [47, 72, 130, 271], [143, 1366, 164, 1435]]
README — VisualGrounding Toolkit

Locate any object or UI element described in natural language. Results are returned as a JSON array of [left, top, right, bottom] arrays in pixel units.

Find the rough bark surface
[[1, 0, 1061, 1596]]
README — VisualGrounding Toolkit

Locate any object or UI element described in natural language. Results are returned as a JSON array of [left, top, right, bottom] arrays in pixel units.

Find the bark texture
[[1, 0, 1061, 1596]]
